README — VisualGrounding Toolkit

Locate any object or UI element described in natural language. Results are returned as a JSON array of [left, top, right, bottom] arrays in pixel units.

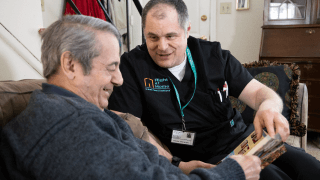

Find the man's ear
[[186, 22, 191, 38], [60, 51, 77, 80]]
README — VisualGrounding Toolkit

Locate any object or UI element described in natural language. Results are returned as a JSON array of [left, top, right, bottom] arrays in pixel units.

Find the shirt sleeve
[[222, 50, 253, 98], [108, 52, 144, 118]]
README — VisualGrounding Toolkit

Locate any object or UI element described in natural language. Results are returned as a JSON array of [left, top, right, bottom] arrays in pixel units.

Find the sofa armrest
[[288, 83, 309, 150], [296, 83, 308, 150], [111, 110, 172, 155], [0, 79, 46, 127], [296, 83, 308, 129]]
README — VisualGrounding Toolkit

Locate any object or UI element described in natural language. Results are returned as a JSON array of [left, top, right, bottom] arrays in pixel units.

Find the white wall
[[128, 0, 144, 51], [0, 36, 43, 80], [42, 0, 65, 28], [0, 0, 65, 81], [216, 0, 264, 63], [0, 0, 45, 81]]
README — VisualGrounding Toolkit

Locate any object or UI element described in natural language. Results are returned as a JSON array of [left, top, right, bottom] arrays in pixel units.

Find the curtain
[[64, 0, 107, 21]]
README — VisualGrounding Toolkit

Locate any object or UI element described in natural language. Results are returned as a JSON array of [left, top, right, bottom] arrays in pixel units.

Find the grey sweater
[[0, 84, 245, 180]]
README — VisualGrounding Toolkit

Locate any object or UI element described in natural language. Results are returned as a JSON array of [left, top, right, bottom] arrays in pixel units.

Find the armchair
[[231, 61, 308, 150], [287, 83, 308, 150]]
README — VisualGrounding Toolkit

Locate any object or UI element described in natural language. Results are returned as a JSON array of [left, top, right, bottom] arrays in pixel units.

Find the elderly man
[[108, 0, 320, 179], [0, 15, 262, 179]]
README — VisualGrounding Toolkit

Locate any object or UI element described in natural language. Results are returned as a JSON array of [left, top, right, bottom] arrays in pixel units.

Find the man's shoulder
[[5, 90, 102, 131], [188, 36, 231, 65], [124, 43, 149, 60], [131, 43, 148, 53], [15, 90, 128, 129], [120, 44, 158, 72], [28, 89, 97, 113], [188, 36, 222, 52]]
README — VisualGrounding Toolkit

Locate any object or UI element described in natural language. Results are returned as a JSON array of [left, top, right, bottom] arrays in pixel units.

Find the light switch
[[220, 3, 231, 14]]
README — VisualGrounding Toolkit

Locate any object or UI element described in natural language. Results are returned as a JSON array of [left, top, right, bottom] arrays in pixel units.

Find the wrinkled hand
[[231, 155, 261, 180], [254, 103, 290, 142], [179, 160, 215, 175]]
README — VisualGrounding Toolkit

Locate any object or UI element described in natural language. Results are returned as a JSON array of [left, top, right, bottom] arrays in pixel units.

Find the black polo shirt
[[109, 36, 253, 162]]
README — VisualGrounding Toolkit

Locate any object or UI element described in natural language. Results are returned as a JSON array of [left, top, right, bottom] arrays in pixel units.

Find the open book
[[219, 131, 286, 169]]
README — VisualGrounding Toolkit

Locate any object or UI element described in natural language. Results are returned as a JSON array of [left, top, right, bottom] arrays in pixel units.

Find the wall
[[0, 0, 64, 81], [216, 0, 264, 63], [42, 0, 65, 28], [0, 0, 44, 81], [128, 0, 144, 51]]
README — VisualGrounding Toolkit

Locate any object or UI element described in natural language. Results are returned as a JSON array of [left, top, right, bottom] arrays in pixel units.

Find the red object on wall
[[64, 0, 106, 21]]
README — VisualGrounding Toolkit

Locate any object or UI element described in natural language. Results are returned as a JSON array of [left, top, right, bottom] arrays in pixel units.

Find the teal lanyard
[[169, 47, 197, 131]]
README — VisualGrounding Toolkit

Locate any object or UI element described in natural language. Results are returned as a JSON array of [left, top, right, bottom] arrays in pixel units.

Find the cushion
[[230, 60, 306, 137], [113, 111, 150, 142], [0, 79, 45, 128]]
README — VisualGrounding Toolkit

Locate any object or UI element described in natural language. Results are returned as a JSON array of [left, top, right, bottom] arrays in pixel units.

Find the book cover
[[219, 131, 286, 169]]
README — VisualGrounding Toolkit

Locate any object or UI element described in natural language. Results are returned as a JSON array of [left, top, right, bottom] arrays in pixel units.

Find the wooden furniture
[[259, 24, 320, 132], [263, 0, 320, 25], [313, 0, 320, 23], [317, 0, 320, 23]]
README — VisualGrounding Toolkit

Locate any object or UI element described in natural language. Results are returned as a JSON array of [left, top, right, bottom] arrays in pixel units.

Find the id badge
[[171, 130, 196, 146]]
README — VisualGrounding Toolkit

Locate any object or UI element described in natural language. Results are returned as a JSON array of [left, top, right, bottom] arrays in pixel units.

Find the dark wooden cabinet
[[317, 0, 320, 23], [259, 24, 320, 132]]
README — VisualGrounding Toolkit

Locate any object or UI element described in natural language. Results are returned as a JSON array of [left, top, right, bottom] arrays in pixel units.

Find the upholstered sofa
[[0, 78, 308, 179]]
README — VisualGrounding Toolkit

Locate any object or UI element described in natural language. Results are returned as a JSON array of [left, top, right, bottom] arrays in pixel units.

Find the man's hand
[[179, 161, 215, 175], [253, 100, 290, 141], [230, 155, 261, 180], [238, 79, 290, 142]]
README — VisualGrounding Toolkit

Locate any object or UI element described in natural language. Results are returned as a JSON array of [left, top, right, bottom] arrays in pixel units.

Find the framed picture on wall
[[236, 0, 249, 10]]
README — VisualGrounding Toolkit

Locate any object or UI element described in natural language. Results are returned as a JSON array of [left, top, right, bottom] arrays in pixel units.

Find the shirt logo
[[144, 78, 170, 92], [230, 119, 235, 127]]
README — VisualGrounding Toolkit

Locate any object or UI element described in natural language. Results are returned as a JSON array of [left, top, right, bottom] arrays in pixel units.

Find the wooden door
[[184, 0, 211, 41]]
